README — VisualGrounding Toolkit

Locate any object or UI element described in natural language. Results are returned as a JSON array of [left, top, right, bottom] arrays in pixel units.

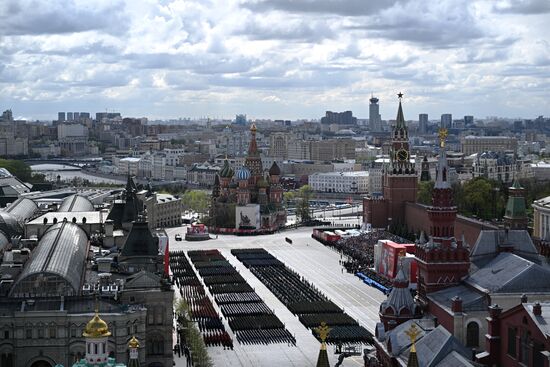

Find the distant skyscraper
[[441, 114, 452, 129], [321, 111, 357, 125], [1, 109, 13, 122], [95, 112, 121, 121], [419, 113, 428, 134], [464, 115, 474, 126], [235, 114, 247, 125], [73, 112, 80, 120], [369, 95, 382, 131], [67, 112, 74, 120], [58, 112, 66, 121], [80, 112, 90, 119]]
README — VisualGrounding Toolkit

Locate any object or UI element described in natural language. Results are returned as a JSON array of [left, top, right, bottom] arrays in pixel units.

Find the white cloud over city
[[1, 0, 549, 120]]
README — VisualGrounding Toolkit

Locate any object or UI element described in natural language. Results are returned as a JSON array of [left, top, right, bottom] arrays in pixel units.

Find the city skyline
[[1, 0, 549, 120]]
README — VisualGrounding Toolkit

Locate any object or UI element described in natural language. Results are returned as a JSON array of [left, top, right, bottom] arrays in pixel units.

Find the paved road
[[169, 226, 385, 367]]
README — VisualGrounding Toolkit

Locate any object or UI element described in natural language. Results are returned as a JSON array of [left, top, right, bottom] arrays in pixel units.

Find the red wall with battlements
[[405, 202, 498, 246]]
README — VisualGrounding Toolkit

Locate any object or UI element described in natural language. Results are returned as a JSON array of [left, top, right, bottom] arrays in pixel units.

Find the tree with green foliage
[[519, 178, 550, 217], [296, 185, 313, 222], [458, 177, 505, 220], [174, 298, 213, 367], [283, 191, 296, 208], [417, 181, 434, 205], [182, 190, 210, 218], [0, 159, 32, 182]]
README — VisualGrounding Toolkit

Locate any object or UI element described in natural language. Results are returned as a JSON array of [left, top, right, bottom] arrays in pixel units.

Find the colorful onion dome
[[257, 176, 269, 188], [219, 159, 234, 178], [235, 166, 251, 181], [269, 161, 281, 176]]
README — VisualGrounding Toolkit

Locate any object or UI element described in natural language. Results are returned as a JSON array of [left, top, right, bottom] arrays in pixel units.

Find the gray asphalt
[[169, 226, 385, 367]]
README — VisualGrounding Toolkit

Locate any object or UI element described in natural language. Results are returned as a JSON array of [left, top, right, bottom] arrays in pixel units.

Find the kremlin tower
[[415, 129, 470, 304], [379, 263, 422, 331], [363, 93, 417, 229], [503, 178, 528, 230]]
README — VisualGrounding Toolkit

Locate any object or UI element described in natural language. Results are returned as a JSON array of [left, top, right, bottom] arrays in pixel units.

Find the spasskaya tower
[[363, 93, 418, 229], [382, 93, 418, 226]]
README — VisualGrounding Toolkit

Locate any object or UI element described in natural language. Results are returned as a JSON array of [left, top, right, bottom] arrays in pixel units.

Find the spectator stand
[[313, 230, 409, 292]]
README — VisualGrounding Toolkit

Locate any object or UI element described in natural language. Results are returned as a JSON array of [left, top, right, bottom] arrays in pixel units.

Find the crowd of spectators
[[330, 230, 408, 272], [324, 230, 408, 289]]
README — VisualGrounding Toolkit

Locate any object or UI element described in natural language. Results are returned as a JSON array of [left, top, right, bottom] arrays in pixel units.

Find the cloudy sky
[[1, 0, 549, 121]]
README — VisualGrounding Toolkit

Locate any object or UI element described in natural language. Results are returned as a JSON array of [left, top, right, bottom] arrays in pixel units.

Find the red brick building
[[477, 301, 550, 367], [370, 132, 550, 366]]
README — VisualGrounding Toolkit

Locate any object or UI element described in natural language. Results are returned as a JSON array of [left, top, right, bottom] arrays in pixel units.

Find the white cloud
[[0, 0, 548, 120]]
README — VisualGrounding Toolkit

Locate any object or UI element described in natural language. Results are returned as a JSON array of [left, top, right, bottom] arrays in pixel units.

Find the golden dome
[[83, 311, 111, 338], [128, 335, 140, 348]]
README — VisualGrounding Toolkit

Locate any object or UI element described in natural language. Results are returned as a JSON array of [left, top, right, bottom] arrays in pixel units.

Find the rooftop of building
[[470, 229, 538, 265], [463, 135, 516, 140], [309, 171, 369, 177], [376, 318, 477, 367], [533, 195, 550, 209], [10, 222, 88, 296], [530, 161, 550, 168], [154, 193, 181, 204], [466, 252, 550, 294], [58, 194, 95, 212], [28, 211, 106, 226], [0, 297, 142, 315], [119, 157, 141, 162], [0, 169, 30, 196], [524, 302, 550, 338], [428, 285, 487, 313], [22, 188, 113, 204]]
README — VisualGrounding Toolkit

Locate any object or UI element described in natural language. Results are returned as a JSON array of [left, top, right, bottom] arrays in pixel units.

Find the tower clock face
[[397, 149, 409, 162]]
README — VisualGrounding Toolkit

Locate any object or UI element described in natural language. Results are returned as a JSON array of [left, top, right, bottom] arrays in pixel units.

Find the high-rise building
[[235, 114, 247, 125], [441, 114, 452, 129], [67, 112, 74, 120], [369, 95, 382, 131], [461, 136, 518, 155], [95, 112, 121, 122], [0, 109, 13, 122], [73, 112, 80, 120], [321, 111, 357, 125], [58, 112, 66, 121], [419, 113, 428, 134], [464, 115, 473, 126], [80, 112, 90, 119]]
